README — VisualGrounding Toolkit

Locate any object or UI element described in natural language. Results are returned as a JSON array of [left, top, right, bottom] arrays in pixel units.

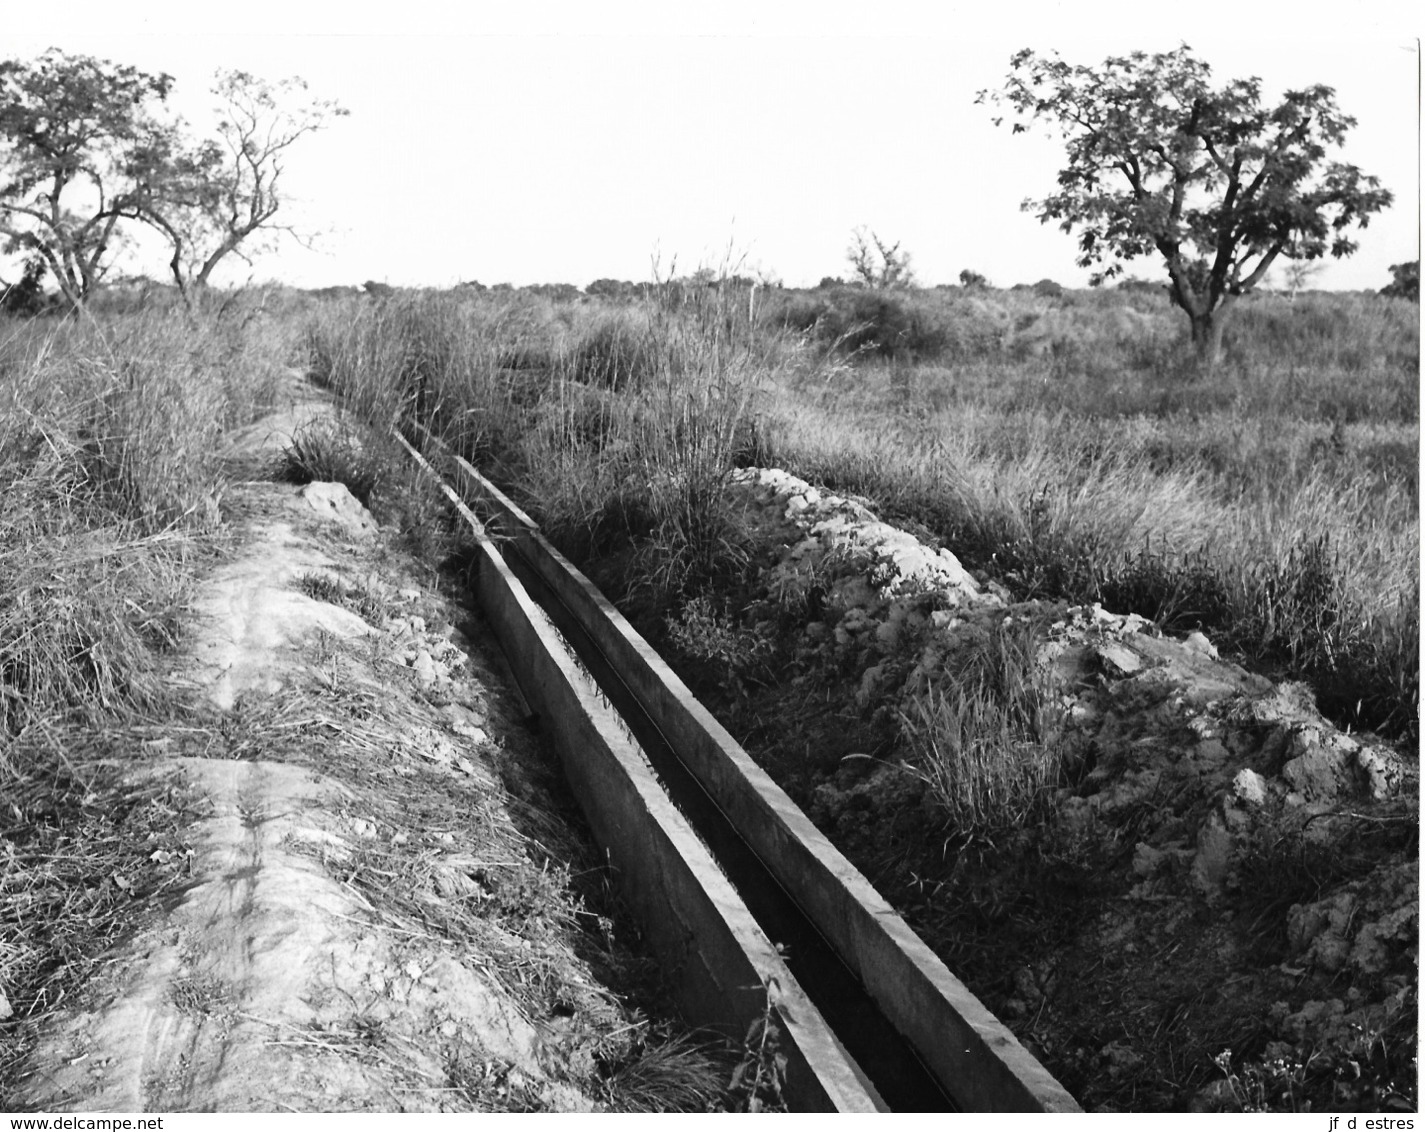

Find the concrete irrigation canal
[[5, 376, 1074, 1113], [396, 424, 1081, 1113]]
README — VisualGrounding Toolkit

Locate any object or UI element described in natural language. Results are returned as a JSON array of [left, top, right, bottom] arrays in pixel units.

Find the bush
[[766, 287, 958, 361], [586, 279, 641, 300], [1380, 260, 1419, 302], [0, 259, 52, 317]]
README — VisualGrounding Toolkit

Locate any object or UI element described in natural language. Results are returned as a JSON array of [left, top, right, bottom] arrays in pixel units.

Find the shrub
[[1380, 260, 1418, 302], [766, 287, 959, 361], [586, 279, 638, 300]]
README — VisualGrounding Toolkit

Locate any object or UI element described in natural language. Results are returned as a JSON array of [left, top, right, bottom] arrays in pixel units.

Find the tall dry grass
[[302, 281, 1417, 743], [305, 279, 779, 604], [0, 300, 297, 748], [759, 359, 1417, 740], [0, 297, 306, 1084]]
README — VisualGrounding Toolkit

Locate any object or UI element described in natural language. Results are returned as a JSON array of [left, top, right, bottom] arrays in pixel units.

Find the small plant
[[665, 596, 775, 707], [725, 991, 789, 1112], [1210, 1002, 1418, 1115]]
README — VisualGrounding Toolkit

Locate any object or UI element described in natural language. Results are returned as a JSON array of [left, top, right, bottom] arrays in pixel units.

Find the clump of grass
[[77, 364, 225, 531], [303, 290, 545, 478], [897, 616, 1064, 840], [597, 1028, 728, 1112], [277, 418, 389, 506], [0, 523, 189, 738], [548, 277, 773, 608], [564, 311, 659, 391], [0, 305, 296, 740], [295, 572, 389, 625]]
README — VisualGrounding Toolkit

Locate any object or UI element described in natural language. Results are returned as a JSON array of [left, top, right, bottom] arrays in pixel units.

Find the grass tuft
[[277, 418, 388, 507], [897, 616, 1065, 840]]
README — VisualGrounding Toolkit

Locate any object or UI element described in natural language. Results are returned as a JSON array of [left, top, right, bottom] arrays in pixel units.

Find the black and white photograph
[[1, 1, 1418, 1117]]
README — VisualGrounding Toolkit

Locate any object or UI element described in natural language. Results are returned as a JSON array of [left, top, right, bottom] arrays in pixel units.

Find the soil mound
[[708, 466, 1417, 1110]]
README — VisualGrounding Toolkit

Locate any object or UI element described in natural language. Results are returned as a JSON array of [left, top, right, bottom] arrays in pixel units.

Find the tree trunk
[[1189, 310, 1227, 372]]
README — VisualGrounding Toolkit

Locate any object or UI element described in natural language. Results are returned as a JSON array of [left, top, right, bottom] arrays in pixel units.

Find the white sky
[[4, 1, 1420, 292]]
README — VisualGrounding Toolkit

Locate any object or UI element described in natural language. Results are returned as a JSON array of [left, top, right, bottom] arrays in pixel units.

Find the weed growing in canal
[[725, 991, 789, 1113]]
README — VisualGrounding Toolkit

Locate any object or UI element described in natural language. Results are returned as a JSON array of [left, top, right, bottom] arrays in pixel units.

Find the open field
[[3, 279, 1417, 1112]]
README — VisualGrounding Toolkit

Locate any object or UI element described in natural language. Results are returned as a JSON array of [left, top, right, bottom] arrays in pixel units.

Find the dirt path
[[10, 381, 694, 1113]]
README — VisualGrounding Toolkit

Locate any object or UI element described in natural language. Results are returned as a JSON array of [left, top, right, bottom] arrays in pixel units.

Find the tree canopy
[[0, 49, 346, 308], [132, 71, 347, 299], [979, 45, 1393, 360], [0, 50, 174, 305]]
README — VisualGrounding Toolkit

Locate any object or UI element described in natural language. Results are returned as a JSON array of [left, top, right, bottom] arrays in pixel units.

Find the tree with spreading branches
[[847, 226, 915, 289], [0, 50, 175, 307], [979, 45, 1393, 365], [130, 71, 347, 302], [0, 51, 346, 310]]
